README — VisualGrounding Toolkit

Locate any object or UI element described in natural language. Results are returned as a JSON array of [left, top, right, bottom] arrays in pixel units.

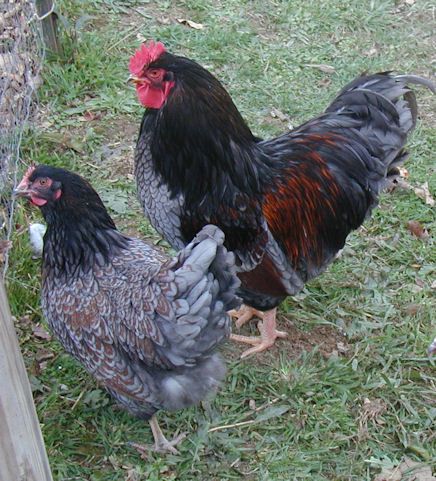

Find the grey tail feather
[[179, 224, 241, 312], [209, 240, 241, 312], [403, 90, 418, 130], [394, 75, 436, 93], [394, 75, 435, 130], [157, 353, 226, 411], [384, 150, 409, 191]]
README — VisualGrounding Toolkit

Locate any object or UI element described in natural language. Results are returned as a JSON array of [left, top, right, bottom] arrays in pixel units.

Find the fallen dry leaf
[[35, 348, 55, 363], [38, 361, 49, 371], [34, 348, 55, 374], [388, 179, 434, 207], [404, 303, 421, 316], [157, 16, 171, 25], [319, 77, 332, 87], [374, 468, 402, 481], [32, 324, 52, 341], [18, 315, 33, 328], [177, 18, 205, 30], [406, 220, 429, 240], [364, 47, 379, 58], [125, 468, 140, 481], [428, 337, 436, 356], [399, 458, 435, 481], [336, 341, 349, 353], [388, 178, 410, 193], [413, 182, 435, 207], [270, 107, 290, 122], [399, 167, 409, 179], [374, 457, 436, 481], [304, 63, 336, 74], [83, 110, 102, 121]]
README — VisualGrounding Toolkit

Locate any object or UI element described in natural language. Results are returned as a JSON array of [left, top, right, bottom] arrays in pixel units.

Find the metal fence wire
[[0, 0, 44, 275]]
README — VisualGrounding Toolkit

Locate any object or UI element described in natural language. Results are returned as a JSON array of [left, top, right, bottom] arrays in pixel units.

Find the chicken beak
[[13, 179, 31, 198], [127, 74, 141, 85]]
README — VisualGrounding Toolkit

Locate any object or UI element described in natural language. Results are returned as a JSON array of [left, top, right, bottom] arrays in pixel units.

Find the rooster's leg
[[228, 304, 266, 328], [130, 415, 186, 458], [230, 308, 287, 358]]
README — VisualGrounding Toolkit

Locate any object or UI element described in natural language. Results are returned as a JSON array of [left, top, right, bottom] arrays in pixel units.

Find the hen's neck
[[41, 204, 128, 276]]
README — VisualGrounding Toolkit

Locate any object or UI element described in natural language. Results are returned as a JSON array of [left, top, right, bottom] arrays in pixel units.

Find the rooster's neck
[[143, 84, 272, 215]]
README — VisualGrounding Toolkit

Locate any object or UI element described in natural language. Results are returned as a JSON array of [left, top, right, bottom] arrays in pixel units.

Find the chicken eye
[[148, 69, 161, 79], [38, 178, 48, 186]]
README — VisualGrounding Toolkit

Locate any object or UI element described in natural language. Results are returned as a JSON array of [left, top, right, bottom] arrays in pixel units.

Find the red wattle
[[30, 196, 47, 206], [137, 82, 174, 109]]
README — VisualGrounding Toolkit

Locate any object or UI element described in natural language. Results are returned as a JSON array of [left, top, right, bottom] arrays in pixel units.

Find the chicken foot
[[130, 415, 186, 458], [228, 304, 266, 329], [230, 307, 287, 358]]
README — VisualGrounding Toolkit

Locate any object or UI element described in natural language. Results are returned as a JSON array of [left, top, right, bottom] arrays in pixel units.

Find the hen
[[129, 41, 434, 358], [14, 165, 239, 454]]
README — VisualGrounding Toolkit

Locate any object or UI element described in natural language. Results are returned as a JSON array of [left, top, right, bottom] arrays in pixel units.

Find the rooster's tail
[[326, 72, 435, 188]]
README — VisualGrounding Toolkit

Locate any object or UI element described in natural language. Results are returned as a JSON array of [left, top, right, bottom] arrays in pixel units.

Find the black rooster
[[129, 41, 434, 357]]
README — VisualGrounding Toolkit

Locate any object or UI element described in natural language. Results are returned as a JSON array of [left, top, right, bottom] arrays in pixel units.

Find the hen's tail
[[326, 72, 434, 188], [174, 224, 241, 313], [155, 225, 240, 411]]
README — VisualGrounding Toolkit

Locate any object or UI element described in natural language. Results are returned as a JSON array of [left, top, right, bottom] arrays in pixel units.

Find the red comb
[[129, 41, 166, 76], [16, 164, 35, 190], [22, 164, 36, 181]]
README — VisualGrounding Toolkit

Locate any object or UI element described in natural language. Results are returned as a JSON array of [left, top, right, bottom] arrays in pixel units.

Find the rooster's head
[[128, 41, 175, 109]]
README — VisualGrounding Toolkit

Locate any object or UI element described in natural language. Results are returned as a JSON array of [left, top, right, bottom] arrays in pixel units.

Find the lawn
[[7, 0, 435, 480]]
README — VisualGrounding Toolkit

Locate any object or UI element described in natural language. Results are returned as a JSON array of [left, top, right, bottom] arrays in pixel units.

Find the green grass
[[7, 0, 436, 479]]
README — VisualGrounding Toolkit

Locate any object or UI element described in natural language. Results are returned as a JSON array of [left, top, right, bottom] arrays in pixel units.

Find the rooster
[[14, 164, 239, 454], [129, 41, 434, 358]]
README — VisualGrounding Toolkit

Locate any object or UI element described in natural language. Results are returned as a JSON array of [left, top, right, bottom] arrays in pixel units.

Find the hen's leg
[[130, 415, 186, 458], [230, 308, 287, 358]]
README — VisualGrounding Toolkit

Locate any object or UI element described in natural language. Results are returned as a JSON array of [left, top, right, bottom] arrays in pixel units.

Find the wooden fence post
[[0, 280, 53, 481], [35, 0, 62, 54]]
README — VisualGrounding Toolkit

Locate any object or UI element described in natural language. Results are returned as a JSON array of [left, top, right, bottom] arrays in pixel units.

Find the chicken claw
[[230, 308, 287, 358], [228, 304, 266, 328], [130, 415, 186, 458]]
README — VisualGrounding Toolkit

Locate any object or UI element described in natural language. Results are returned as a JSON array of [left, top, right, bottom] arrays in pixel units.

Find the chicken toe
[[130, 416, 186, 458], [230, 308, 287, 358], [229, 304, 265, 328]]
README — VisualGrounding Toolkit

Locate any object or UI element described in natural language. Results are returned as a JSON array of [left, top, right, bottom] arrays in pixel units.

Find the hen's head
[[14, 165, 109, 219], [128, 41, 176, 109], [14, 165, 63, 207]]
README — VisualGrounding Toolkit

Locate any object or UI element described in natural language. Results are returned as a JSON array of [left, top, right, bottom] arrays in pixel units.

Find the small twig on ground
[[208, 419, 257, 433], [71, 390, 85, 411], [208, 397, 281, 433]]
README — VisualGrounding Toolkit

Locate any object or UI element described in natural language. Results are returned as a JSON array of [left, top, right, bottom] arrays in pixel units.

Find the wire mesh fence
[[0, 0, 45, 275]]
